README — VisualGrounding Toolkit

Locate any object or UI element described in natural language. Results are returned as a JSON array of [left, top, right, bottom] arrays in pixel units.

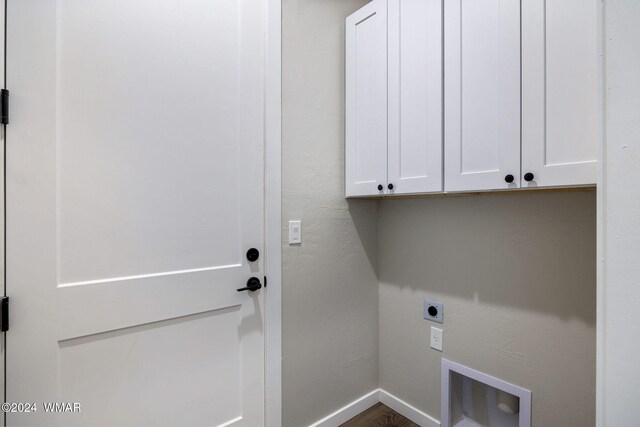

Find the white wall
[[281, 0, 379, 426], [602, 1, 640, 424], [378, 191, 597, 427]]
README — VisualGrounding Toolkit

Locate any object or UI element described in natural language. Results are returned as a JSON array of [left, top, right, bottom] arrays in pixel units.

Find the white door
[[387, 0, 443, 195], [345, 0, 388, 197], [444, 0, 520, 192], [6, 1, 266, 426], [521, 0, 599, 188]]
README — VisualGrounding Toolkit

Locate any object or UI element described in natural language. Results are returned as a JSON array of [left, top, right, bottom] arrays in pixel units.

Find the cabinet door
[[444, 0, 521, 192], [387, 0, 443, 195], [522, 0, 599, 188], [346, 0, 388, 197]]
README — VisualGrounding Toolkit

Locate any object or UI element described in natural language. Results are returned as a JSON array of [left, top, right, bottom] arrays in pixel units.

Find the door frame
[[265, 0, 282, 426], [0, 0, 5, 423], [595, 0, 605, 426]]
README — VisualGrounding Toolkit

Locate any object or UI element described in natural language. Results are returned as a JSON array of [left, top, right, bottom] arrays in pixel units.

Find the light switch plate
[[289, 220, 301, 244], [431, 327, 443, 351], [424, 299, 444, 323]]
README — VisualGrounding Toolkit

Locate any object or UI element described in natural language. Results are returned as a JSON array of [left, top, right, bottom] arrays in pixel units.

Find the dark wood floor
[[339, 403, 420, 427]]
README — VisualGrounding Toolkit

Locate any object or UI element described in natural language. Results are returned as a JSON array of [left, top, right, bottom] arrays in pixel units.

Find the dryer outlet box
[[424, 300, 444, 323]]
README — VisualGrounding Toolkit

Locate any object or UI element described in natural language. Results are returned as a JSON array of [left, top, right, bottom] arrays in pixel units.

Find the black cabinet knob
[[377, 184, 383, 191], [388, 183, 394, 190], [246, 248, 259, 262], [237, 277, 262, 292], [505, 174, 514, 183], [524, 172, 535, 182]]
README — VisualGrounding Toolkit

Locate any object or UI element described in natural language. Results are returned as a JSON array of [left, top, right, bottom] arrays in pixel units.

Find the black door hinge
[[264, 276, 267, 288], [0, 297, 8, 332], [0, 89, 9, 125]]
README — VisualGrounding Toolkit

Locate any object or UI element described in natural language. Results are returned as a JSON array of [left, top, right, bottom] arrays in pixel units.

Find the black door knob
[[524, 172, 535, 182], [388, 183, 394, 190], [505, 174, 514, 183], [246, 248, 260, 262], [377, 184, 383, 191], [237, 277, 262, 292]]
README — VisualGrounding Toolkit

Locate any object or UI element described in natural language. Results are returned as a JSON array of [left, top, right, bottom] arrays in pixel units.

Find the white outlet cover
[[288, 220, 301, 244], [431, 327, 443, 352]]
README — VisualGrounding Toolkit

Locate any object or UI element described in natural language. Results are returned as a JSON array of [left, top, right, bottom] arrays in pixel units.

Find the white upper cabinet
[[387, 0, 443, 195], [444, 0, 521, 192], [521, 0, 600, 188], [346, 0, 388, 197], [346, 0, 599, 197]]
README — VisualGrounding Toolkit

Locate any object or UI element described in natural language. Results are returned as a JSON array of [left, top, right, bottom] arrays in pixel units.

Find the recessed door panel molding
[[346, 0, 388, 197], [444, 0, 521, 192], [7, 0, 266, 425], [57, 308, 243, 427], [387, 0, 443, 195], [55, 0, 246, 284], [522, 0, 599, 188]]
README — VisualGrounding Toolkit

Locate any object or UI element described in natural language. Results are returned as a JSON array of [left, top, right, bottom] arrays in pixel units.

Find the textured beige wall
[[378, 191, 596, 427], [603, 0, 640, 424], [282, 0, 379, 426]]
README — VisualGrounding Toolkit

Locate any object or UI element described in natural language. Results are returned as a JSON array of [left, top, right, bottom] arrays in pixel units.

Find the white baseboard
[[308, 389, 440, 427], [379, 389, 440, 427], [308, 390, 380, 427]]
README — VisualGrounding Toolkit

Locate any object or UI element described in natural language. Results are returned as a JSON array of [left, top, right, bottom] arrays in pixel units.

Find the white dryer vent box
[[441, 359, 532, 427]]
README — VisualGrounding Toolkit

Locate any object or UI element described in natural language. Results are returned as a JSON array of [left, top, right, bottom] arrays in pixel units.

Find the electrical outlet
[[430, 327, 443, 351], [424, 299, 444, 323]]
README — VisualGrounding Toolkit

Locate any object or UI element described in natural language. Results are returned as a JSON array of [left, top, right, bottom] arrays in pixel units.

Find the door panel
[[56, 0, 243, 283], [522, 0, 599, 187], [7, 0, 265, 426], [444, 0, 520, 192], [57, 308, 242, 427], [345, 0, 388, 197], [387, 0, 443, 195]]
